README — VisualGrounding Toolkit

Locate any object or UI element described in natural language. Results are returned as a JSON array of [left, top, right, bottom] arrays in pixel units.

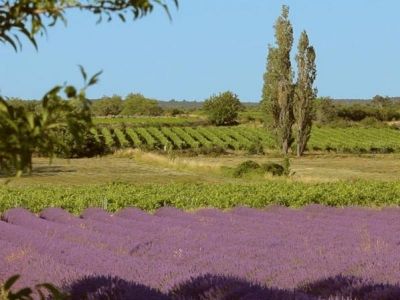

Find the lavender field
[[1, 206, 400, 299]]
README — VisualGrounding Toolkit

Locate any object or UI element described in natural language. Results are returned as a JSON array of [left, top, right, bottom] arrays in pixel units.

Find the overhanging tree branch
[[0, 0, 178, 51]]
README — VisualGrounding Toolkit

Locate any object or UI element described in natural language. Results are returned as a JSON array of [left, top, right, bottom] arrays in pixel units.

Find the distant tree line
[[91, 93, 164, 116], [314, 96, 400, 125], [6, 93, 400, 124], [6, 92, 246, 125]]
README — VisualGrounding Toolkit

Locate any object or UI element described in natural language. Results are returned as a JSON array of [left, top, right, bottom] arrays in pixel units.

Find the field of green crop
[[93, 116, 205, 127], [92, 125, 400, 153], [308, 127, 400, 152], [1, 180, 400, 214]]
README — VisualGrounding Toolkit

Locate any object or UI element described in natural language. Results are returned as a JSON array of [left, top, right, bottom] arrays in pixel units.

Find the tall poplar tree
[[261, 5, 294, 155], [294, 31, 317, 157]]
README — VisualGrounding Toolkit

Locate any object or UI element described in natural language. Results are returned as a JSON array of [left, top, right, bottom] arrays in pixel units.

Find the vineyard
[[93, 116, 205, 127], [2, 181, 400, 213], [90, 125, 400, 153], [1, 206, 400, 299]]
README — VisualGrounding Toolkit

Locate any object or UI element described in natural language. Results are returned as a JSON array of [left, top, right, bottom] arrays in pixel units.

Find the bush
[[55, 130, 107, 158], [359, 116, 382, 128], [195, 146, 227, 157], [203, 91, 243, 126], [167, 108, 184, 116], [261, 162, 284, 176], [337, 104, 369, 121], [233, 160, 260, 177]]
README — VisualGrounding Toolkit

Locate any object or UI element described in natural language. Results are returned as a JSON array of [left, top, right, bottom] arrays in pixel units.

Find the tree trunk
[[282, 139, 289, 155], [296, 143, 301, 157], [296, 128, 308, 157], [297, 129, 304, 157]]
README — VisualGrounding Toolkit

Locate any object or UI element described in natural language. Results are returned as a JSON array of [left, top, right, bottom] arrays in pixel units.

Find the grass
[[3, 152, 400, 188], [1, 156, 210, 187]]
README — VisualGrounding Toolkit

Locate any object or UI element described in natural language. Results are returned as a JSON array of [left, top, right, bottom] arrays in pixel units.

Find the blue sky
[[1, 0, 399, 102]]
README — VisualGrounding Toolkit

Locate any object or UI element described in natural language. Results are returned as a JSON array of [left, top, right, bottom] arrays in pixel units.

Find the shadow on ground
[[63, 274, 400, 300], [31, 165, 76, 176], [0, 166, 76, 179]]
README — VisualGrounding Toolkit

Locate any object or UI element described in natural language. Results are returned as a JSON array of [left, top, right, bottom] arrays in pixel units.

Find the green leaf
[[35, 283, 67, 299], [78, 65, 87, 82], [3, 274, 20, 291], [118, 13, 126, 22], [1, 34, 18, 51], [11, 287, 33, 298], [26, 112, 35, 130], [88, 70, 103, 86], [64, 86, 77, 98], [19, 27, 38, 51]]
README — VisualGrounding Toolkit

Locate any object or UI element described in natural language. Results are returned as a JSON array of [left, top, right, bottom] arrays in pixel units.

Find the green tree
[[314, 97, 337, 124], [0, 71, 98, 175], [91, 95, 123, 116], [121, 93, 163, 116], [203, 91, 243, 126], [371, 95, 391, 109], [294, 31, 317, 157], [261, 47, 279, 128], [261, 5, 294, 154]]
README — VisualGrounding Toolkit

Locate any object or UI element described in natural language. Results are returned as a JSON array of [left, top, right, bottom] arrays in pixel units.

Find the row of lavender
[[1, 206, 400, 299]]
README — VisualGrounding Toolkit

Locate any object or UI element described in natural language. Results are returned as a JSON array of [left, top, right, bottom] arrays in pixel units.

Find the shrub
[[359, 116, 382, 128], [203, 91, 243, 126], [233, 160, 260, 177], [195, 146, 227, 157], [55, 129, 107, 158], [261, 162, 284, 176]]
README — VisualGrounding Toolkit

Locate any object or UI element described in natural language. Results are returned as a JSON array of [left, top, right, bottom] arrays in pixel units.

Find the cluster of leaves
[[0, 274, 66, 300], [0, 0, 178, 50], [0, 69, 99, 175]]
